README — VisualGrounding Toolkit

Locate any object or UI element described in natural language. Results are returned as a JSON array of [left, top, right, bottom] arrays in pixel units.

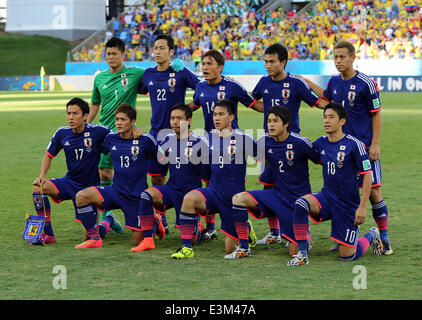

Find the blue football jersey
[[260, 133, 320, 201], [252, 73, 321, 133], [193, 76, 255, 133], [102, 133, 157, 198], [159, 132, 209, 194], [312, 134, 372, 212], [139, 66, 199, 137], [323, 71, 381, 147], [46, 123, 110, 187], [207, 129, 261, 204]]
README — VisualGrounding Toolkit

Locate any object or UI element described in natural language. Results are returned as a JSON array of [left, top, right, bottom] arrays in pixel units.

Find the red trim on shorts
[[147, 172, 166, 176], [310, 97, 322, 108], [46, 180, 61, 204], [75, 218, 81, 223], [243, 192, 263, 219], [201, 179, 210, 184], [150, 186, 163, 197], [194, 189, 207, 202], [308, 194, 322, 209], [244, 192, 258, 205], [93, 187, 105, 212], [330, 236, 357, 248], [306, 194, 323, 223], [126, 225, 142, 232], [93, 187, 105, 202], [220, 228, 239, 241], [282, 234, 297, 245]]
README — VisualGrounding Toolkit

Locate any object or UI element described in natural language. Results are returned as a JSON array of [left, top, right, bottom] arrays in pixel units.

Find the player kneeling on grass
[[131, 103, 210, 252], [74, 104, 164, 249], [287, 103, 383, 266], [170, 99, 261, 259], [229, 106, 320, 259], [30, 97, 118, 245]]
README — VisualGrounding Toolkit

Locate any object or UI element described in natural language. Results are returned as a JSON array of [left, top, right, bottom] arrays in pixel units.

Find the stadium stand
[[71, 0, 422, 62]]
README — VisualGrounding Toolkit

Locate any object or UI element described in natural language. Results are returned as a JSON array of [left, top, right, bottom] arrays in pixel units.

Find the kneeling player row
[[29, 98, 383, 266]]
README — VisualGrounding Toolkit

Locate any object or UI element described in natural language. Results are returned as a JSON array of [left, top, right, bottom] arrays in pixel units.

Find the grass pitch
[[0, 91, 421, 301]]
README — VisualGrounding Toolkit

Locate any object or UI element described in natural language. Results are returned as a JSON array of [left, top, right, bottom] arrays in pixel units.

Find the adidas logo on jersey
[[149, 81, 154, 85], [268, 148, 273, 153], [264, 89, 269, 94], [64, 141, 70, 146], [112, 146, 117, 150], [102, 84, 107, 89], [321, 150, 325, 155], [200, 93, 204, 97]]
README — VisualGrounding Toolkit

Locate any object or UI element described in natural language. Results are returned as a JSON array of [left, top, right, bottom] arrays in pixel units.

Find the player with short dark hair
[[30, 97, 113, 245], [74, 104, 162, 249], [228, 106, 320, 259], [138, 34, 198, 232], [131, 103, 210, 252], [251, 43, 328, 244], [301, 39, 393, 255], [192, 50, 264, 238], [170, 99, 261, 259], [287, 103, 383, 266], [89, 37, 147, 224]]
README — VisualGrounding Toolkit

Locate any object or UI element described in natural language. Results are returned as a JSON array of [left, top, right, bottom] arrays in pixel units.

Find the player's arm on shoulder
[[87, 103, 100, 123], [250, 99, 264, 113], [132, 126, 143, 139], [296, 75, 326, 100], [188, 101, 201, 112]]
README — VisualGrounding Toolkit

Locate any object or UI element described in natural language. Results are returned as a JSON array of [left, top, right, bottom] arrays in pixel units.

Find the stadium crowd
[[72, 0, 422, 63]]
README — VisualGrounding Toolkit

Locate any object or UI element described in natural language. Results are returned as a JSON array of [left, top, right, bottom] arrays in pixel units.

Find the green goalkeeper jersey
[[91, 65, 144, 129]]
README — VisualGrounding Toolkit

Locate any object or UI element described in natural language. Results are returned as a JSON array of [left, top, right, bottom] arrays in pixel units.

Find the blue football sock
[[233, 205, 249, 249], [293, 198, 311, 255]]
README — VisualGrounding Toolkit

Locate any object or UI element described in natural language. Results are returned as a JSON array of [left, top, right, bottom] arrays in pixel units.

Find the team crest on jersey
[[131, 145, 139, 161], [337, 151, 345, 163], [84, 137, 92, 152], [121, 78, 129, 87], [286, 150, 294, 161], [348, 91, 356, 102], [131, 146, 139, 155], [286, 150, 294, 166], [184, 147, 193, 157], [217, 91, 225, 101], [227, 145, 236, 155], [168, 78, 176, 87]]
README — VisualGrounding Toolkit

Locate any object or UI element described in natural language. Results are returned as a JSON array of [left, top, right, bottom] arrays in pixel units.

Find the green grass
[[0, 91, 421, 300], [0, 34, 70, 76]]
